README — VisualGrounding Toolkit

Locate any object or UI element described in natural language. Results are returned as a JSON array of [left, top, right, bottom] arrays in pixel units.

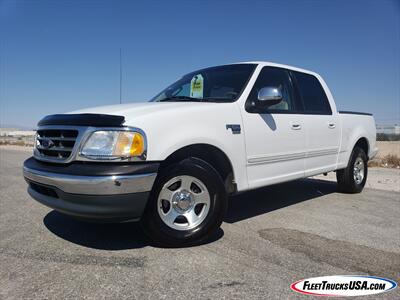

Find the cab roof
[[236, 61, 320, 77]]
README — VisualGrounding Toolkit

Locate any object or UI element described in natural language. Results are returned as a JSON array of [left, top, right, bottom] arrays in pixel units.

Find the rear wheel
[[336, 147, 368, 193], [141, 157, 227, 247]]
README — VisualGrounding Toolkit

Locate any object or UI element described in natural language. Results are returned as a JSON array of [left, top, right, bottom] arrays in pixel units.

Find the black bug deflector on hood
[[38, 113, 125, 127]]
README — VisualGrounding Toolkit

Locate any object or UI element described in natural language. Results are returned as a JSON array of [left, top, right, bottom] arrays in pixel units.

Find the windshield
[[151, 64, 256, 103]]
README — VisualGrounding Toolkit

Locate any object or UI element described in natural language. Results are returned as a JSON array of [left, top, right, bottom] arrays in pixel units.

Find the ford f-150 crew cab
[[23, 61, 377, 246]]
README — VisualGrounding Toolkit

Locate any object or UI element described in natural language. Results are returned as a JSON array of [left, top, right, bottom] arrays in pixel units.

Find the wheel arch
[[159, 143, 237, 194], [354, 137, 369, 159]]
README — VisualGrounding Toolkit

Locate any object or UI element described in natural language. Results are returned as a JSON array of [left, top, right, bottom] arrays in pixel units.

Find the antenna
[[119, 48, 122, 104]]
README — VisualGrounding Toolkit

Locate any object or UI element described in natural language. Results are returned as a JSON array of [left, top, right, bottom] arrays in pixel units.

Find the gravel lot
[[375, 141, 400, 158], [1, 149, 399, 299]]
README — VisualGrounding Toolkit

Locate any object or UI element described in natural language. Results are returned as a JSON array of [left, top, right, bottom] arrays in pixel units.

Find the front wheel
[[336, 147, 368, 193], [141, 157, 227, 247]]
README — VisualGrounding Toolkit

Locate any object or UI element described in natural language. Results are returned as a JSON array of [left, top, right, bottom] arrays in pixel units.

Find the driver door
[[241, 67, 306, 189]]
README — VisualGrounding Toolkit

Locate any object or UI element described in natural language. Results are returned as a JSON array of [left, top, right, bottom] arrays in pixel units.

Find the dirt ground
[[376, 141, 400, 157]]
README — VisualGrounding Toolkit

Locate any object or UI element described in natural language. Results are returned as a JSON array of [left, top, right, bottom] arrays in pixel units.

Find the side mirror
[[257, 87, 283, 107]]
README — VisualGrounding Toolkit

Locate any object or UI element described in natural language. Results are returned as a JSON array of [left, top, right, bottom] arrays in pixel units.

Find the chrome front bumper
[[23, 159, 159, 221], [23, 166, 157, 195]]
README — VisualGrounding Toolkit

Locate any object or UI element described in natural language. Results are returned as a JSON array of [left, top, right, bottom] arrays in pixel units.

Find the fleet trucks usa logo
[[291, 275, 397, 297]]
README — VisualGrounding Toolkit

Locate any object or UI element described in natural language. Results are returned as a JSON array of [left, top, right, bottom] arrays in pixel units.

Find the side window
[[293, 71, 332, 114], [247, 67, 298, 112]]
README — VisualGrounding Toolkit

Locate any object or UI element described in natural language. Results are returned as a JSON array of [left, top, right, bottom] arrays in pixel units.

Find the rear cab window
[[292, 71, 332, 115]]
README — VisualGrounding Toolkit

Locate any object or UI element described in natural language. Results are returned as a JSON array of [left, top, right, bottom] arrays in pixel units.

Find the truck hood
[[68, 102, 216, 119], [68, 101, 221, 125]]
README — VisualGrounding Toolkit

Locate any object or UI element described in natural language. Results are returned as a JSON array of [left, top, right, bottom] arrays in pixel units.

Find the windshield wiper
[[159, 96, 203, 102]]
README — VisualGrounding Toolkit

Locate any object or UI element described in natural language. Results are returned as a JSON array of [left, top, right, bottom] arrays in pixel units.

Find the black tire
[[141, 157, 227, 247], [336, 147, 368, 193]]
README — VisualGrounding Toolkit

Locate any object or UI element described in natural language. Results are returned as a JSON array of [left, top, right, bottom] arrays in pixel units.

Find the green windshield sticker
[[190, 74, 204, 98]]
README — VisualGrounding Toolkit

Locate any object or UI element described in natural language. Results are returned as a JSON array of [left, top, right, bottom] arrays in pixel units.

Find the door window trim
[[245, 66, 303, 114], [245, 66, 334, 115]]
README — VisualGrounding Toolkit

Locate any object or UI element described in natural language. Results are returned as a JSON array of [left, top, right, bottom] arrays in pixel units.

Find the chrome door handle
[[291, 123, 302, 130], [328, 122, 336, 129]]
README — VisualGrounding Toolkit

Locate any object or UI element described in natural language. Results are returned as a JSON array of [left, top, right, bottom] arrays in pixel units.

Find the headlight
[[80, 130, 145, 160]]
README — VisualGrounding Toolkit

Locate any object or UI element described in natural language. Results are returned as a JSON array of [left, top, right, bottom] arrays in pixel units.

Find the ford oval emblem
[[41, 139, 55, 149]]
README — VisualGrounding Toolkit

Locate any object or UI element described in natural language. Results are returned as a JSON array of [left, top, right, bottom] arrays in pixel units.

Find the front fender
[[129, 103, 248, 191]]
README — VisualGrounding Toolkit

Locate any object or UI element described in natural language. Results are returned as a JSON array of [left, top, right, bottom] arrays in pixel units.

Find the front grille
[[36, 129, 79, 161]]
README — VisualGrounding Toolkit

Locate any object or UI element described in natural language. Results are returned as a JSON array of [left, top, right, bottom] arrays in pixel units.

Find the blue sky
[[1, 0, 399, 128]]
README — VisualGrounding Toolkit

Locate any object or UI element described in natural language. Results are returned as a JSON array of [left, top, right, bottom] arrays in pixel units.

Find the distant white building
[[0, 128, 36, 137], [376, 125, 400, 135]]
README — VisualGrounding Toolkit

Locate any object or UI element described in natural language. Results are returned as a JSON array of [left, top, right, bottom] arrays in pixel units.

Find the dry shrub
[[368, 155, 400, 168], [383, 154, 400, 167], [0, 139, 33, 147], [14, 140, 27, 146], [368, 160, 381, 167]]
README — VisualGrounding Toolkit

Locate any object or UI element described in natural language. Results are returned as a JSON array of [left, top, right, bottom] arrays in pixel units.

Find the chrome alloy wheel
[[157, 175, 211, 230], [353, 156, 365, 185]]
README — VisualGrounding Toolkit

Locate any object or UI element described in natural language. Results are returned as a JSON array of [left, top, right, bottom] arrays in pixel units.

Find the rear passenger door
[[291, 71, 340, 176]]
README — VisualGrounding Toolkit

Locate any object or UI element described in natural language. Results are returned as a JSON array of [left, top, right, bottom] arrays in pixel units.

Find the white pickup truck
[[24, 61, 377, 246]]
